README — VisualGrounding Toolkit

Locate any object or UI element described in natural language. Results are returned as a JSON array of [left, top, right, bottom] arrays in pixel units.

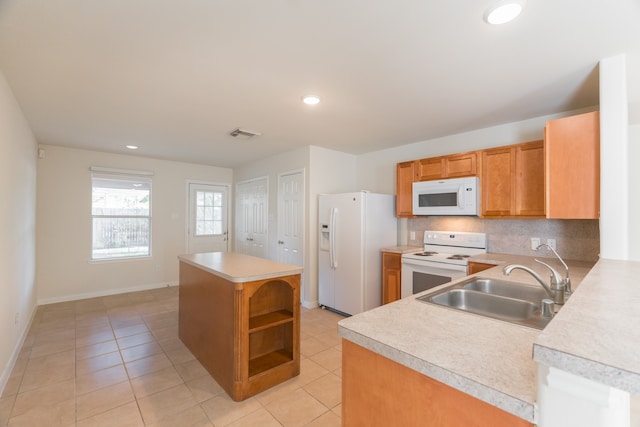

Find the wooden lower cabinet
[[382, 252, 401, 304], [467, 261, 496, 275], [178, 261, 300, 401], [342, 340, 533, 427]]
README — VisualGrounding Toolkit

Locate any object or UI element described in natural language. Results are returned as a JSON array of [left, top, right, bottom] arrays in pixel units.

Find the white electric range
[[401, 230, 487, 298]]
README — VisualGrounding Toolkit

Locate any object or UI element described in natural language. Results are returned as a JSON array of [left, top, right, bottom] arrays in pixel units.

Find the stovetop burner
[[447, 254, 471, 260], [401, 231, 487, 267]]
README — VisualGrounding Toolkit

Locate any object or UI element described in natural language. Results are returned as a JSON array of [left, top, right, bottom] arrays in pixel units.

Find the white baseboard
[[37, 281, 179, 305], [301, 299, 319, 309], [0, 303, 38, 397]]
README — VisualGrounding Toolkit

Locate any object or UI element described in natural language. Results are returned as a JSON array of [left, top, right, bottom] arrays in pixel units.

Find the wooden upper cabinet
[[396, 161, 416, 218], [545, 111, 600, 219], [416, 157, 444, 181], [416, 152, 477, 181], [480, 141, 545, 218], [481, 146, 514, 216], [445, 152, 478, 178], [515, 141, 545, 216]]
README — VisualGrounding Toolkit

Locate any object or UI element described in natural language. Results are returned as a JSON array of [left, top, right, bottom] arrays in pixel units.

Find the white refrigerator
[[318, 192, 397, 316]]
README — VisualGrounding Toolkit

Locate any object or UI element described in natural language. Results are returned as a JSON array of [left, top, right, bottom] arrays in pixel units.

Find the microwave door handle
[[458, 185, 465, 208]]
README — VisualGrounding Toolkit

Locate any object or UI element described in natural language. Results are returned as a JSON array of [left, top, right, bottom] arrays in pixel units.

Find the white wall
[[233, 145, 356, 308], [0, 71, 38, 394], [629, 123, 640, 261], [599, 54, 630, 260], [234, 145, 310, 260], [36, 145, 232, 303]]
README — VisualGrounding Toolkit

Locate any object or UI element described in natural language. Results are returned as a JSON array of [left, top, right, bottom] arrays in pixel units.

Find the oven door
[[401, 258, 468, 298]]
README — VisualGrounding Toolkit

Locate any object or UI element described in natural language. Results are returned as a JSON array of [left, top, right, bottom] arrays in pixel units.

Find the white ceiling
[[1, 0, 639, 168]]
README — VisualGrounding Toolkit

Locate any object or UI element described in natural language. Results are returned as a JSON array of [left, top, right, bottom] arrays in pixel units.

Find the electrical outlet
[[410, 231, 416, 241], [547, 239, 557, 250], [14, 312, 19, 325], [530, 237, 540, 250]]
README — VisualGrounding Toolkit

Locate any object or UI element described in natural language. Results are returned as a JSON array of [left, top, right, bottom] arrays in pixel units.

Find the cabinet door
[[545, 111, 600, 219], [396, 161, 416, 217], [445, 152, 477, 178], [515, 141, 545, 216], [382, 252, 401, 304], [343, 340, 534, 427], [468, 261, 495, 274], [481, 146, 514, 216], [416, 157, 444, 181]]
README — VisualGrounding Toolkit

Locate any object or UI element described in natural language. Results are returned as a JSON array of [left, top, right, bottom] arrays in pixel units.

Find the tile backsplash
[[405, 217, 600, 262]]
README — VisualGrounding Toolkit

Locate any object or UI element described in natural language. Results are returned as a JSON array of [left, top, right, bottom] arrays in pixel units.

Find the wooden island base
[[178, 253, 301, 401]]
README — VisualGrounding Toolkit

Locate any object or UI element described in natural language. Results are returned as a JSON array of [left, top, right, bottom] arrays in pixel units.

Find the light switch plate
[[547, 239, 557, 250], [530, 237, 541, 250]]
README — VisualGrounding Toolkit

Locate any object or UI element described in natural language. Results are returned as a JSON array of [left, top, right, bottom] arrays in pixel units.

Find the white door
[[277, 170, 304, 267], [187, 183, 229, 254], [235, 177, 268, 258]]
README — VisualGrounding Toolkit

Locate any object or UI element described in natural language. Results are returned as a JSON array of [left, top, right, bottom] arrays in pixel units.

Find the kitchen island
[[178, 252, 303, 401], [338, 253, 594, 425]]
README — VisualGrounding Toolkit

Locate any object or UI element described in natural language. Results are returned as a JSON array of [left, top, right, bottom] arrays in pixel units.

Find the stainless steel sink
[[417, 277, 552, 329], [461, 277, 548, 302]]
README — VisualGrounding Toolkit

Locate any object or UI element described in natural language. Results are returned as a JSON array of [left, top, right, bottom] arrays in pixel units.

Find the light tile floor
[[0, 286, 346, 427]]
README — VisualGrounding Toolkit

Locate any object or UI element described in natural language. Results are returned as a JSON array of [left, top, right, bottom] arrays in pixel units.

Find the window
[[195, 190, 223, 236], [91, 173, 152, 260]]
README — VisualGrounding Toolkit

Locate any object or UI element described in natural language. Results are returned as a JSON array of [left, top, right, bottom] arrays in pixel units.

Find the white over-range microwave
[[412, 176, 479, 216]]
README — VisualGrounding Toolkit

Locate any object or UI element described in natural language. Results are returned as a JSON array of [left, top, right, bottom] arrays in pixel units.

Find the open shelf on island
[[249, 310, 294, 333], [249, 349, 294, 377]]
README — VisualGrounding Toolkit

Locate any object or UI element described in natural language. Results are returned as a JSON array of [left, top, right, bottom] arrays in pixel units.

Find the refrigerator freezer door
[[318, 197, 334, 309]]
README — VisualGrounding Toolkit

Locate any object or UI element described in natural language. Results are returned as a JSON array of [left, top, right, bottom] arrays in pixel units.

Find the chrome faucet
[[536, 244, 572, 297], [503, 261, 565, 305]]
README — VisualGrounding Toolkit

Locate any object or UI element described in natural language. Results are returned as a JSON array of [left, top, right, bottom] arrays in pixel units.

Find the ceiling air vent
[[229, 128, 261, 139]]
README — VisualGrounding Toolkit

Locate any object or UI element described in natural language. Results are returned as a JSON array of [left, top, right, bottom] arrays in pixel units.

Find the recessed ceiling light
[[125, 145, 139, 150], [484, 0, 526, 25], [302, 95, 320, 105]]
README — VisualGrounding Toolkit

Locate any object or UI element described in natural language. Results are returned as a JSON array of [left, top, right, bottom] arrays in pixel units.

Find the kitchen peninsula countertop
[[178, 252, 303, 283], [338, 253, 595, 423], [534, 259, 640, 393]]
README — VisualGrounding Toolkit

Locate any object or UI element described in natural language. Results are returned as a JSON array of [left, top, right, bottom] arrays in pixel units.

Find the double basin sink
[[417, 277, 552, 329]]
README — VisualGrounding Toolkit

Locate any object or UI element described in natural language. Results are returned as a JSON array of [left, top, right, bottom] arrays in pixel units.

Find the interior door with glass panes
[[187, 183, 229, 254]]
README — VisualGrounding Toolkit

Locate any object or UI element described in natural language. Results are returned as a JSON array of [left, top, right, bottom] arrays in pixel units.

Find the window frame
[[90, 169, 153, 261]]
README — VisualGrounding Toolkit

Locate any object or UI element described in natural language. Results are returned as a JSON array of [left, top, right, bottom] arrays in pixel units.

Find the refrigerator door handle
[[330, 207, 338, 268]]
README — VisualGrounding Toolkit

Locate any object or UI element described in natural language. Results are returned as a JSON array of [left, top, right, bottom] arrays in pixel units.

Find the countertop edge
[[339, 325, 536, 423], [532, 258, 640, 396], [178, 253, 303, 283], [533, 344, 640, 395]]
